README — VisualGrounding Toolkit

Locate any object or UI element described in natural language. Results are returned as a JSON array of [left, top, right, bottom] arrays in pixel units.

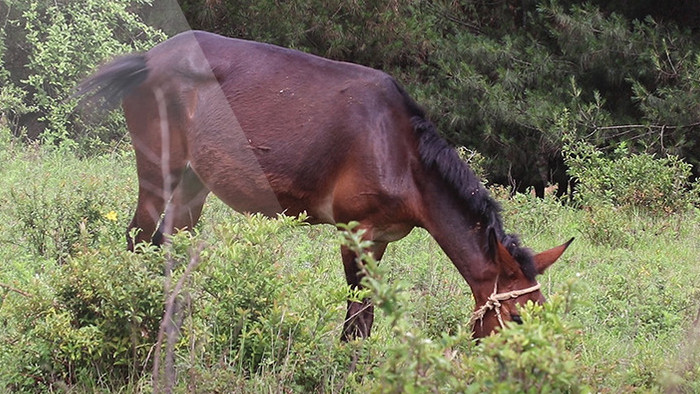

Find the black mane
[[391, 80, 537, 281]]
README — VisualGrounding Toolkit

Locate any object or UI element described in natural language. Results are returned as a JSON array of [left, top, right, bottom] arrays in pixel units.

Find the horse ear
[[488, 228, 521, 277], [534, 237, 574, 274]]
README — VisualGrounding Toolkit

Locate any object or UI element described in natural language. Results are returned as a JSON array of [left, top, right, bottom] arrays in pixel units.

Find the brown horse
[[76, 30, 572, 339]]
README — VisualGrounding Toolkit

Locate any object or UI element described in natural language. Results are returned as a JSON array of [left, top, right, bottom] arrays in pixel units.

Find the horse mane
[[391, 79, 537, 281]]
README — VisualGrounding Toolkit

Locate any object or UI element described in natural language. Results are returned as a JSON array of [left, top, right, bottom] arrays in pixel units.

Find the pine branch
[[0, 283, 32, 297]]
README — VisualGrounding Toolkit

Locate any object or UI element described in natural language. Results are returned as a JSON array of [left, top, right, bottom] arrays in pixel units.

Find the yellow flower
[[104, 210, 118, 222]]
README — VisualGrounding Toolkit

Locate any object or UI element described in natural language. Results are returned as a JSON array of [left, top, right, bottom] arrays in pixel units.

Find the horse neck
[[418, 178, 496, 300]]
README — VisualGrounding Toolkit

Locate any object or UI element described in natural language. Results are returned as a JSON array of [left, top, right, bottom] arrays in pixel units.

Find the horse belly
[[192, 159, 283, 217], [183, 67, 413, 227], [187, 132, 336, 222], [185, 125, 285, 216]]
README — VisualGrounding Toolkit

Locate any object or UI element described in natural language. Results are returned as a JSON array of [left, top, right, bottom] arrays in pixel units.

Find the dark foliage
[[2, 0, 699, 186], [173, 0, 700, 190]]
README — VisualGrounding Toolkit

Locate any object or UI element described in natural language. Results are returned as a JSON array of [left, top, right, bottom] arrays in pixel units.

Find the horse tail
[[73, 54, 149, 107]]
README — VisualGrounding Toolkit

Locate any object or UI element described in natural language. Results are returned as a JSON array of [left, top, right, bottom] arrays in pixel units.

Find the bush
[[3, 144, 134, 264], [184, 214, 306, 373], [504, 190, 571, 238], [561, 112, 698, 215], [469, 298, 588, 393], [559, 114, 698, 246], [0, 213, 308, 391], [578, 203, 634, 248], [0, 242, 165, 392], [10, 181, 106, 263], [1, 0, 165, 151], [339, 224, 590, 392]]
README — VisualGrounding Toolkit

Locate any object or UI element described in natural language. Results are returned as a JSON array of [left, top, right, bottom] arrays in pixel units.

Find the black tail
[[74, 54, 149, 107]]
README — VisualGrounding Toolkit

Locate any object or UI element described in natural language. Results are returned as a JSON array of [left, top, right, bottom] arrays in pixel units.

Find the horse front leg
[[340, 241, 388, 341]]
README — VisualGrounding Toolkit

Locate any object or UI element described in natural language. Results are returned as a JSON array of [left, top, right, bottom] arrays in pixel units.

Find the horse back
[[127, 31, 423, 232]]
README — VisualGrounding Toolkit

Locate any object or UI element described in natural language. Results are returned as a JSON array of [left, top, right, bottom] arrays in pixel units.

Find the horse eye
[[511, 314, 523, 324]]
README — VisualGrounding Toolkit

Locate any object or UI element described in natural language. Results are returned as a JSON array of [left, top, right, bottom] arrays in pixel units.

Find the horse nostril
[[511, 314, 523, 324]]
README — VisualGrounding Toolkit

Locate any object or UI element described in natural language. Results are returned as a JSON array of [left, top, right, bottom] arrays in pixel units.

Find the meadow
[[0, 129, 698, 393], [2, 1, 700, 391]]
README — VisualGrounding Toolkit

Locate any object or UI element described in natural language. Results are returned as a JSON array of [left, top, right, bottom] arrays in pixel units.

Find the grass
[[0, 132, 698, 392]]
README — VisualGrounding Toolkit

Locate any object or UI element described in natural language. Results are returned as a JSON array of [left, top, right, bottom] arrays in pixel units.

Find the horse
[[76, 30, 573, 339]]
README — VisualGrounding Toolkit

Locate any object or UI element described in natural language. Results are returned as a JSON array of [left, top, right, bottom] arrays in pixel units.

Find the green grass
[[0, 134, 698, 392]]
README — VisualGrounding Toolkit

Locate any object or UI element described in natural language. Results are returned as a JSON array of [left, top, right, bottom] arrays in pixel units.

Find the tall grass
[[0, 131, 698, 392]]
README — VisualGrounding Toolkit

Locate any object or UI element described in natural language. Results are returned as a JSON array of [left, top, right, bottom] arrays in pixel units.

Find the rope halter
[[468, 278, 542, 330]]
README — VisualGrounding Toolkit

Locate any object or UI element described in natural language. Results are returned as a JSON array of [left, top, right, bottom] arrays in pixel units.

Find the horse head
[[470, 231, 574, 338]]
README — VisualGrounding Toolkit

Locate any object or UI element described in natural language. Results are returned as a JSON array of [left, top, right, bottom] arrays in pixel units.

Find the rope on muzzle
[[469, 280, 542, 330]]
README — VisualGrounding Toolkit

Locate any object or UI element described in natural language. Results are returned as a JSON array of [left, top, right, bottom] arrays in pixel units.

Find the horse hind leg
[[153, 165, 210, 244], [127, 160, 185, 251], [124, 87, 189, 251]]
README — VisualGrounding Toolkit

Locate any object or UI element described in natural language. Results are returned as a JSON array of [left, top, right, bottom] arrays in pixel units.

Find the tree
[[177, 0, 700, 191], [3, 0, 698, 188]]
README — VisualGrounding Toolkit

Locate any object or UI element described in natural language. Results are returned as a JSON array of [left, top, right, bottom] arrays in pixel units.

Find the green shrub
[[0, 213, 308, 391], [0, 242, 165, 392], [505, 190, 571, 238], [563, 130, 698, 215], [10, 181, 106, 263], [340, 224, 590, 392], [579, 203, 634, 248], [469, 298, 589, 393], [561, 128, 698, 245], [2, 0, 165, 151], [456, 146, 488, 180], [185, 214, 305, 373], [0, 142, 135, 264]]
